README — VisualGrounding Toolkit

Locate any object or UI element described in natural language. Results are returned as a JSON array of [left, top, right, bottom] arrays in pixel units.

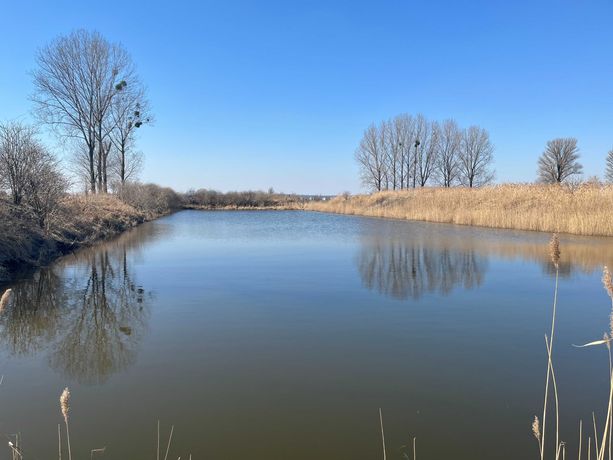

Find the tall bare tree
[[605, 148, 613, 183], [381, 120, 400, 190], [356, 124, 387, 191], [32, 30, 134, 193], [435, 119, 461, 187], [410, 115, 428, 188], [459, 125, 495, 187], [109, 82, 150, 190], [392, 114, 414, 189], [537, 137, 582, 183], [416, 119, 438, 187]]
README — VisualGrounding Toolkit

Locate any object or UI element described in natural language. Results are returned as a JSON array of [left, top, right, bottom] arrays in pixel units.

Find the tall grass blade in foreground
[[379, 408, 386, 460], [538, 234, 561, 460]]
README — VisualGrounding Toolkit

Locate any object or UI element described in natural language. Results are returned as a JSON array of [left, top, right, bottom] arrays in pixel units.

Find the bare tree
[[377, 120, 392, 190], [0, 122, 40, 205], [24, 155, 68, 230], [410, 115, 428, 188], [459, 126, 495, 187], [32, 30, 134, 193], [605, 148, 613, 183], [537, 138, 582, 183], [381, 120, 399, 190], [0, 121, 67, 229], [355, 124, 387, 191], [435, 119, 461, 187], [392, 114, 414, 189], [109, 83, 150, 190], [416, 119, 438, 187]]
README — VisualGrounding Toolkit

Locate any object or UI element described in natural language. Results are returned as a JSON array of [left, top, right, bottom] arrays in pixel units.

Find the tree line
[[355, 114, 495, 191]]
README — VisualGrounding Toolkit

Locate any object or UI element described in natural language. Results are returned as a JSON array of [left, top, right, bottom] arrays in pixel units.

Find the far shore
[[304, 183, 613, 237], [4, 182, 613, 284]]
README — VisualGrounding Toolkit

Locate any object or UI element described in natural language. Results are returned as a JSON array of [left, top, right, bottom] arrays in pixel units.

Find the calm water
[[1, 210, 612, 459]]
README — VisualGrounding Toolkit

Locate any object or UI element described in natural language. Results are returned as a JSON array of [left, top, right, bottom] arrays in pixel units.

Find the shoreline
[[304, 184, 613, 237], [0, 195, 172, 285]]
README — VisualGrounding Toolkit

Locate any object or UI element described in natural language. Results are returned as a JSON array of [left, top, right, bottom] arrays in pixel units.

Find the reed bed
[[305, 184, 613, 237], [533, 235, 613, 459]]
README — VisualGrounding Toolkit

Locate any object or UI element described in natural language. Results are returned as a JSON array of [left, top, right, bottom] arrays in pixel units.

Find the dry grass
[[306, 184, 613, 237], [55, 194, 145, 244], [0, 194, 153, 283]]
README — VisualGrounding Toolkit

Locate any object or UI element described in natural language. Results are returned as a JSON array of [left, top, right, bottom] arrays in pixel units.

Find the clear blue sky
[[1, 0, 612, 194]]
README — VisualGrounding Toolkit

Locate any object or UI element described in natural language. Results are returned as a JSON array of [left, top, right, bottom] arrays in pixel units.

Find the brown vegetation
[[183, 188, 305, 210], [0, 185, 179, 283], [305, 183, 613, 237]]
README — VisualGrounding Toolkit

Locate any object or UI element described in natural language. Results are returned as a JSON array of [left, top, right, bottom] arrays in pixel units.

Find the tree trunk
[[89, 144, 96, 194]]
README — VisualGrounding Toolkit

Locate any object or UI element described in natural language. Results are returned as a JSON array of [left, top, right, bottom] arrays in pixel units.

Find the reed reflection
[[356, 220, 613, 301], [0, 223, 163, 383]]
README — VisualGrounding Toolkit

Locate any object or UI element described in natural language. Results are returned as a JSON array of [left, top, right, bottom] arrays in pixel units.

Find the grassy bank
[[305, 183, 613, 237], [0, 193, 169, 283]]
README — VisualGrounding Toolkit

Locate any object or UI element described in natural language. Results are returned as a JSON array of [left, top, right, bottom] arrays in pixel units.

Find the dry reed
[[379, 408, 386, 460], [60, 387, 72, 460], [0, 288, 12, 312], [305, 184, 613, 237]]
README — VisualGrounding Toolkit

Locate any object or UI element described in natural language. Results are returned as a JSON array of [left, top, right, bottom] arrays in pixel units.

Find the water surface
[[1, 210, 612, 459]]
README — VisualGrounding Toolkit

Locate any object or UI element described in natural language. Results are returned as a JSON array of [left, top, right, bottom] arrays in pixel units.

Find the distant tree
[[606, 148, 613, 183], [411, 115, 427, 188], [0, 122, 40, 205], [392, 114, 415, 189], [0, 121, 67, 228], [355, 124, 387, 191], [537, 138, 582, 183], [32, 30, 135, 193], [435, 119, 462, 187], [416, 119, 438, 187], [24, 154, 68, 230], [459, 126, 495, 187]]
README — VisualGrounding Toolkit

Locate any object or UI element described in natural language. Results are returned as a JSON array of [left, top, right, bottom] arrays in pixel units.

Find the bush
[[120, 182, 181, 216]]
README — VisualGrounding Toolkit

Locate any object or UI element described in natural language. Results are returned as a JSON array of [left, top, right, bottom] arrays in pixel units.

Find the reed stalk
[[541, 235, 561, 460], [163, 425, 174, 460], [379, 408, 386, 460], [579, 420, 583, 460]]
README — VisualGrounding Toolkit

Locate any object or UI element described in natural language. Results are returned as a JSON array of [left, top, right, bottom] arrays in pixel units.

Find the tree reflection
[[357, 236, 487, 300], [49, 247, 150, 384], [0, 223, 160, 384], [0, 269, 66, 355]]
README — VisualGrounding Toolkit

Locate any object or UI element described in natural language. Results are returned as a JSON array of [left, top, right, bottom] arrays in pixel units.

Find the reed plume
[[532, 416, 541, 442], [60, 387, 72, 460], [0, 288, 12, 312], [549, 234, 560, 268], [603, 266, 613, 300]]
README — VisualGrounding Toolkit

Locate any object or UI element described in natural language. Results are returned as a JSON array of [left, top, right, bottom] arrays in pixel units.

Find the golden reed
[[306, 184, 613, 237]]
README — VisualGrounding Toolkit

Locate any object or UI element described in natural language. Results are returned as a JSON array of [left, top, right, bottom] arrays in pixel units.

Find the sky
[[1, 0, 612, 194]]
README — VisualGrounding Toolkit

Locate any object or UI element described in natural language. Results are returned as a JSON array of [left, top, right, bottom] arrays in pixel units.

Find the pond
[[1, 210, 612, 459]]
